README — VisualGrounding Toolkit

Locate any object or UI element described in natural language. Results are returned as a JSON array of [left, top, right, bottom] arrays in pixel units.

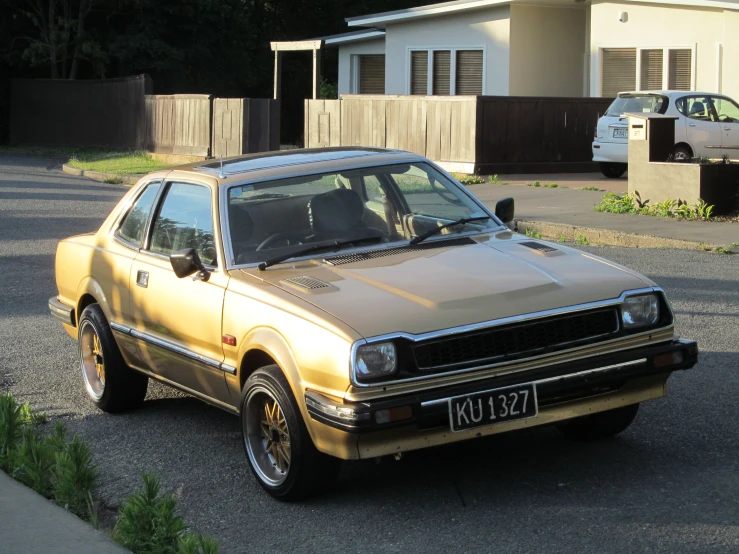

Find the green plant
[[456, 174, 485, 185], [53, 434, 99, 518], [694, 199, 714, 220], [532, 180, 541, 187], [650, 198, 677, 217], [558, 234, 566, 243], [319, 79, 338, 99], [14, 426, 57, 496], [582, 186, 604, 192], [731, 242, 739, 248], [707, 246, 733, 254], [594, 192, 637, 214], [545, 183, 559, 188], [0, 393, 25, 472], [19, 402, 47, 425], [103, 176, 124, 184], [525, 228, 543, 239], [488, 174, 507, 185], [114, 474, 217, 554], [576, 234, 590, 245], [693, 156, 711, 165]]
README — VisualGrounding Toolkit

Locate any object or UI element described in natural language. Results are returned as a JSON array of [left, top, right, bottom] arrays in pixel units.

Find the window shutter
[[640, 49, 663, 91], [668, 49, 692, 91], [433, 51, 451, 95], [601, 48, 636, 97], [455, 50, 483, 95], [410, 51, 429, 95], [358, 55, 385, 94]]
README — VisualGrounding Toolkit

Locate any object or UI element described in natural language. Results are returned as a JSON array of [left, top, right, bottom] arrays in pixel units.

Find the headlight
[[621, 294, 659, 328], [355, 342, 397, 380]]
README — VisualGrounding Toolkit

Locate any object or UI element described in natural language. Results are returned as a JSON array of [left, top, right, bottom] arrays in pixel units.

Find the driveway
[[2, 155, 738, 553]]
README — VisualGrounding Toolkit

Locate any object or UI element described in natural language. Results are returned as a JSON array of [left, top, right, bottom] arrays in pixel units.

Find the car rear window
[[605, 94, 668, 117]]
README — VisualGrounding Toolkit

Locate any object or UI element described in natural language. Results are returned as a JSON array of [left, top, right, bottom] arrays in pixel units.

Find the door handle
[[725, 127, 732, 131], [136, 270, 149, 288], [689, 123, 697, 127]]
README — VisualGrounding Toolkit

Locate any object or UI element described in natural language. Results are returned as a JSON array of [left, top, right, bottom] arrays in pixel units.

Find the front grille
[[412, 308, 619, 372], [324, 237, 476, 266]]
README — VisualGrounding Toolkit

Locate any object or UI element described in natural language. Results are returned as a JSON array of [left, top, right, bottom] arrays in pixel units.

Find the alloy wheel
[[244, 387, 292, 486], [80, 321, 105, 400]]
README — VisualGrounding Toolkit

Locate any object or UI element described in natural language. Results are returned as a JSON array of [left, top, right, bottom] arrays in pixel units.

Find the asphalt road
[[2, 155, 738, 553]]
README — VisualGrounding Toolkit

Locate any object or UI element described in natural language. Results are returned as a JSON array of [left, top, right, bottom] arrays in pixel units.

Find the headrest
[[308, 188, 365, 235], [228, 204, 254, 241], [689, 102, 705, 115]]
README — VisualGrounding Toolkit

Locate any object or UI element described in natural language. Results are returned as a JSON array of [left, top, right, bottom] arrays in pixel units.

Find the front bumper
[[305, 339, 697, 458], [49, 296, 75, 326], [592, 140, 628, 163]]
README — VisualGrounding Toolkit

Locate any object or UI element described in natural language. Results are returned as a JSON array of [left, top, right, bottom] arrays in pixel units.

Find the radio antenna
[[218, 155, 225, 179]]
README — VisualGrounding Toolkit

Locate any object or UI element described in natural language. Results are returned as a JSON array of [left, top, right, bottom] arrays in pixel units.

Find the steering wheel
[[430, 177, 463, 205], [718, 114, 734, 123], [256, 231, 305, 251]]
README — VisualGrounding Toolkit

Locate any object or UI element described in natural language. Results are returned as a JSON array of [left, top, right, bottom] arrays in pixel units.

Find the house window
[[358, 55, 385, 94], [602, 47, 693, 97], [409, 48, 484, 96]]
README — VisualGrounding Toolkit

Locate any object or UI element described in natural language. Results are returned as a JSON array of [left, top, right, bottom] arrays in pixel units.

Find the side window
[[712, 97, 739, 123], [117, 182, 161, 247], [677, 96, 716, 122], [149, 183, 217, 266]]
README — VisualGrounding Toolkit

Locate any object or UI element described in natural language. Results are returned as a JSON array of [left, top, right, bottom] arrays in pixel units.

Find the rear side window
[[605, 94, 668, 117], [117, 182, 161, 246]]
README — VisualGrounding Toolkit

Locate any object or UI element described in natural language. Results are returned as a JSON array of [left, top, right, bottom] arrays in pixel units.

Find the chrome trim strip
[[420, 358, 648, 409], [48, 296, 75, 326], [350, 287, 672, 388], [110, 323, 234, 374]]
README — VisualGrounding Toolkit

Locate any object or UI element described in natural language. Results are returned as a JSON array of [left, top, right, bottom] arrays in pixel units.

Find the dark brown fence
[[477, 96, 613, 173], [305, 95, 613, 173], [212, 98, 280, 158], [10, 75, 152, 148], [145, 94, 212, 156]]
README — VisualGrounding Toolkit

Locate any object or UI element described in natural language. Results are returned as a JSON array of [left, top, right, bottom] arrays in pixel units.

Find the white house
[[320, 0, 739, 101]]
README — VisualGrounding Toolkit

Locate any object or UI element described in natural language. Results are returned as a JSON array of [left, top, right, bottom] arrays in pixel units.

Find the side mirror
[[495, 197, 515, 224], [170, 248, 210, 282]]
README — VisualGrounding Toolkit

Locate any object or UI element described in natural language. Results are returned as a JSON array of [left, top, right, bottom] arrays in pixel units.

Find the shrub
[[594, 192, 714, 220]]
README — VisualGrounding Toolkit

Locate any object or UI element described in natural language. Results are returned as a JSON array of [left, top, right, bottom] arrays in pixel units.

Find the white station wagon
[[592, 90, 739, 178]]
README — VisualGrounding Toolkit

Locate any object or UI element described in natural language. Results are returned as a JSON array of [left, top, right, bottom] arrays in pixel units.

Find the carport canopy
[[270, 40, 324, 101]]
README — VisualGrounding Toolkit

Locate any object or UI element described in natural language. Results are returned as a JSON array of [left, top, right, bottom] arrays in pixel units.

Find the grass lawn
[[67, 150, 170, 174], [0, 146, 171, 175]]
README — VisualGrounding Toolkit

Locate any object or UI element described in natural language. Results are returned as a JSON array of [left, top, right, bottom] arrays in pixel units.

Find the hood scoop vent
[[519, 241, 558, 254], [281, 276, 331, 291], [324, 236, 476, 266]]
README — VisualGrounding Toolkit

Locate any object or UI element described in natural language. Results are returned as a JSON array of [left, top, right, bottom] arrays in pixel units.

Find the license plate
[[613, 128, 628, 138], [449, 383, 538, 432]]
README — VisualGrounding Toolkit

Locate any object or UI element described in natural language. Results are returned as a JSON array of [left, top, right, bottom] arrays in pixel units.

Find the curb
[[517, 219, 721, 250], [62, 163, 141, 186]]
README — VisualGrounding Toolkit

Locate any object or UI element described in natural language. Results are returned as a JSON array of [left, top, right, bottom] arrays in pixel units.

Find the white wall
[[509, 5, 586, 97], [589, 1, 739, 100], [337, 39, 386, 96], [383, 5, 511, 95]]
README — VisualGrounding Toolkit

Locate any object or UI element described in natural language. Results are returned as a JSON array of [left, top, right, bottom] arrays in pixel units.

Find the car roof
[[151, 147, 428, 186], [616, 90, 732, 98]]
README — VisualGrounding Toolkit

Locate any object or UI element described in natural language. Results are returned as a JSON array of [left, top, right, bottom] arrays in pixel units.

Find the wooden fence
[[10, 75, 152, 148], [145, 95, 212, 156], [212, 98, 280, 158], [305, 95, 613, 173]]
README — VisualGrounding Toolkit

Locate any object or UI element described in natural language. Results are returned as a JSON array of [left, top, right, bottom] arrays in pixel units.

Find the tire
[[556, 403, 639, 442], [241, 365, 340, 501], [600, 162, 627, 178], [78, 304, 148, 413], [673, 145, 693, 161]]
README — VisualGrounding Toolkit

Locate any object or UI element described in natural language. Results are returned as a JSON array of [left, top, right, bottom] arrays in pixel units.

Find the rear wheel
[[241, 365, 340, 500], [600, 162, 627, 178], [673, 145, 693, 161], [556, 403, 639, 441], [78, 304, 148, 413]]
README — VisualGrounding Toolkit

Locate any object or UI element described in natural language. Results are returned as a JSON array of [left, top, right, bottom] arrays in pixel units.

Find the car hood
[[240, 233, 652, 338]]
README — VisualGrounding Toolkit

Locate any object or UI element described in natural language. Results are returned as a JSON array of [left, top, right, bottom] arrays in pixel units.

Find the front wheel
[[241, 365, 340, 500], [556, 403, 639, 441], [600, 162, 627, 178]]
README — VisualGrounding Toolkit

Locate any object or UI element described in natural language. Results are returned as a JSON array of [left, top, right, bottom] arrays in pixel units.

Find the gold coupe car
[[50, 148, 698, 500]]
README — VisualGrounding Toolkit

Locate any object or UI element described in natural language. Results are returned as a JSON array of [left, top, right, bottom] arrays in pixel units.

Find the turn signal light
[[652, 351, 684, 368], [374, 405, 413, 425]]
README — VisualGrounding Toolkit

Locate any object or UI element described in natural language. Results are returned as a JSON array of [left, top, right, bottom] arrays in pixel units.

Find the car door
[[676, 95, 723, 158], [129, 180, 232, 405], [711, 96, 739, 160]]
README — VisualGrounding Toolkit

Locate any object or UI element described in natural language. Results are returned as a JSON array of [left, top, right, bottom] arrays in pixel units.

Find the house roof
[[317, 28, 386, 46], [346, 0, 739, 28]]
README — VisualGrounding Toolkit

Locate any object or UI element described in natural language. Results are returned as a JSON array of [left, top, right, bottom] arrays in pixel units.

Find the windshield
[[226, 162, 499, 265], [605, 94, 668, 117]]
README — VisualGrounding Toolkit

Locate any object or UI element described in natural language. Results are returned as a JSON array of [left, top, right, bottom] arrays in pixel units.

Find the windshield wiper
[[409, 216, 492, 246], [257, 235, 384, 271]]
